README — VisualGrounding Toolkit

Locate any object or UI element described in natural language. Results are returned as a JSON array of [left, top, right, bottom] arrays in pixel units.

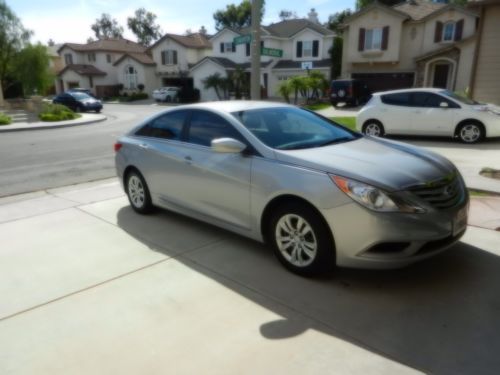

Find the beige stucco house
[[57, 38, 147, 97], [341, 0, 479, 93], [468, 0, 500, 105]]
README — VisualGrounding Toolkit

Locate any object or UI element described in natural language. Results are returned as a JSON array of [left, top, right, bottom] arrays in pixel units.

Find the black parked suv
[[329, 79, 370, 107], [53, 92, 103, 113]]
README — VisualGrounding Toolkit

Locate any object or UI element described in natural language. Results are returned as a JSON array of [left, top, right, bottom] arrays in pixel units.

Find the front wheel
[[126, 171, 153, 214], [457, 123, 484, 144], [362, 121, 385, 137], [269, 204, 335, 277]]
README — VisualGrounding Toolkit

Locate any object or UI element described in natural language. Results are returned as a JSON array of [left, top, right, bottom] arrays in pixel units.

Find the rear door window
[[135, 110, 188, 140], [381, 93, 411, 106]]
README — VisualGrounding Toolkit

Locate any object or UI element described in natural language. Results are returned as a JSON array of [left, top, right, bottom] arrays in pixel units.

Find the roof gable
[[58, 38, 146, 54], [342, 2, 409, 27], [113, 53, 156, 67], [148, 33, 211, 51]]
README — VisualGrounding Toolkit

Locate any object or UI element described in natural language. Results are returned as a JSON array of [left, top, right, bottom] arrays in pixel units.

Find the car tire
[[95, 109, 101, 113], [331, 102, 338, 108], [165, 96, 172, 103], [457, 122, 484, 144], [269, 203, 335, 277], [362, 120, 385, 137], [126, 170, 154, 214]]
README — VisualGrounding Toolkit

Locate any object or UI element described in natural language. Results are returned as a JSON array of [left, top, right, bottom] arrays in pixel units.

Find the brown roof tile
[[113, 53, 156, 66], [59, 38, 146, 54], [58, 64, 106, 76], [393, 0, 447, 21], [149, 33, 211, 51]]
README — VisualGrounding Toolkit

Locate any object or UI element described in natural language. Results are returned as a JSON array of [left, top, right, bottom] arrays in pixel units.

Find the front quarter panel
[[250, 157, 352, 241]]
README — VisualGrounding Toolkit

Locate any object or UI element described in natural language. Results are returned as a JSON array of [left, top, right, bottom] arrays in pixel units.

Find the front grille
[[408, 176, 464, 209]]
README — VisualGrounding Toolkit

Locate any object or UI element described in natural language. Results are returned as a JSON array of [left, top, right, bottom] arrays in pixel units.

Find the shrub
[[0, 113, 12, 125], [137, 83, 145, 92], [39, 103, 80, 122]]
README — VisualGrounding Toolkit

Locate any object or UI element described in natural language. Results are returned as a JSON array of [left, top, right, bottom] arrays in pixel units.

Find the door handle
[[184, 156, 192, 165]]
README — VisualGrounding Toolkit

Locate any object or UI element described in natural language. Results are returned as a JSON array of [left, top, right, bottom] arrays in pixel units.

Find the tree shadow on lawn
[[117, 205, 500, 375]]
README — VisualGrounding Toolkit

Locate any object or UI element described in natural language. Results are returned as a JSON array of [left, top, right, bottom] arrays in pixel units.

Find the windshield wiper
[[317, 137, 354, 147]]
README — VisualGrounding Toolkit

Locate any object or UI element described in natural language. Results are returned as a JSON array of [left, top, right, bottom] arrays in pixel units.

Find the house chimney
[[308, 8, 319, 24]]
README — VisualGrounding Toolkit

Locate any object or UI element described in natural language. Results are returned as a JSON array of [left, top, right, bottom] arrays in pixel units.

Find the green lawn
[[304, 102, 331, 111], [330, 116, 356, 131]]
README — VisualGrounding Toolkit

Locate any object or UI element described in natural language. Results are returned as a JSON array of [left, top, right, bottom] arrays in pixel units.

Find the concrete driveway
[[1, 179, 500, 374]]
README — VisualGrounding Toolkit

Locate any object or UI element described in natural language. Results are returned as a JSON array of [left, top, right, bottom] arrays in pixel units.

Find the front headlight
[[330, 175, 425, 213]]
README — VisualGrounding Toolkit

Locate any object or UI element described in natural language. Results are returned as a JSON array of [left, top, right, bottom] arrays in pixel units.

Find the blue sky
[[8, 0, 355, 44]]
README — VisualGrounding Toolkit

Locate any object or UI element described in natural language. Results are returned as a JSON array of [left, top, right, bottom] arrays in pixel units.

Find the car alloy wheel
[[458, 123, 483, 144], [126, 171, 153, 214], [270, 204, 335, 276], [363, 122, 383, 137], [275, 214, 317, 267]]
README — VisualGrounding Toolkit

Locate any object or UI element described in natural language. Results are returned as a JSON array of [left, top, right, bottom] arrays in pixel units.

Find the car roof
[[179, 100, 294, 113], [372, 87, 446, 96]]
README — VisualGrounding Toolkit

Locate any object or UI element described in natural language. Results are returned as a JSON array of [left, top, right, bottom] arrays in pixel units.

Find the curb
[[0, 115, 107, 133]]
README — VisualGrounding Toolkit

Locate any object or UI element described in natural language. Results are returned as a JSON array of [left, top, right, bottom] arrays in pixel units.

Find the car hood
[[273, 137, 456, 191]]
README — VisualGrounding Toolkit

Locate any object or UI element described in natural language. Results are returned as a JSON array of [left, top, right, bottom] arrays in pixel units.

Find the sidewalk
[[0, 113, 106, 132], [1, 178, 500, 374]]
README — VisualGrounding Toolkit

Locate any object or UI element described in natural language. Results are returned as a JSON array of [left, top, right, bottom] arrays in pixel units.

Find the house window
[[365, 28, 383, 50], [220, 42, 236, 53], [303, 41, 313, 57], [442, 22, 455, 42], [88, 53, 96, 62], [64, 53, 73, 65], [161, 50, 178, 65], [106, 54, 112, 63], [125, 65, 138, 90]]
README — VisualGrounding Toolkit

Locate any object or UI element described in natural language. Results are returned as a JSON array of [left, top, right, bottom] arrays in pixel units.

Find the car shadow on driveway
[[116, 205, 500, 375], [387, 135, 500, 150]]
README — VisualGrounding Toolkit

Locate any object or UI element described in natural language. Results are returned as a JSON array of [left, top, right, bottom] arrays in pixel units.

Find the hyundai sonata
[[115, 101, 468, 276]]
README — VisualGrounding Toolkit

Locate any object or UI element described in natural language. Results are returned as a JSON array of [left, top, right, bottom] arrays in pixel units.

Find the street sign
[[301, 62, 313, 70], [261, 47, 283, 58], [234, 35, 252, 45]]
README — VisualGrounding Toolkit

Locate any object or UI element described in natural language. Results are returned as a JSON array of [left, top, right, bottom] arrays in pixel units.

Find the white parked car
[[153, 87, 180, 103], [357, 88, 500, 143]]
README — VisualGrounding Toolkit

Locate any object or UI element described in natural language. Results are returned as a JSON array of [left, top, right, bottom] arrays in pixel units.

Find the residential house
[[468, 0, 500, 104], [57, 38, 148, 97], [341, 0, 479, 93], [47, 44, 64, 95], [190, 14, 335, 101], [148, 33, 212, 89]]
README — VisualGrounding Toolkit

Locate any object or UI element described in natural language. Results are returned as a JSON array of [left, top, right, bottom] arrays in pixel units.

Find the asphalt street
[[0, 103, 165, 197]]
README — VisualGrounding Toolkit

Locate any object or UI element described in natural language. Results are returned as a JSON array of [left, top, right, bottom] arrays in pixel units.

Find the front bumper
[[321, 200, 468, 269]]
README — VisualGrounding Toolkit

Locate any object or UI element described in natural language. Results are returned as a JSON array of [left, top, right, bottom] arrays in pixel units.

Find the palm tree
[[202, 73, 223, 100], [278, 81, 291, 103], [288, 76, 308, 105]]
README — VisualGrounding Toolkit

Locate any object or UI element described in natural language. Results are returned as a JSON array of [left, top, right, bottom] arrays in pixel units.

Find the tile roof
[[149, 33, 211, 51], [58, 64, 107, 76], [113, 53, 156, 66], [273, 59, 332, 69], [58, 38, 146, 54], [263, 19, 335, 37], [393, 0, 447, 21]]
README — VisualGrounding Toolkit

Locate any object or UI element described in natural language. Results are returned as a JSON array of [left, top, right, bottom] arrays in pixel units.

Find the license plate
[[452, 206, 468, 236]]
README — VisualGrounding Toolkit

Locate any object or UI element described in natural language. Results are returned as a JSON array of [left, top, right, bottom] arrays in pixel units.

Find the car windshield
[[232, 107, 359, 150], [70, 92, 91, 100], [440, 90, 478, 105]]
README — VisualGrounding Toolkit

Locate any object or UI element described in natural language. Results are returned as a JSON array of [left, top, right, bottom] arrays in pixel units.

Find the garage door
[[352, 73, 414, 93]]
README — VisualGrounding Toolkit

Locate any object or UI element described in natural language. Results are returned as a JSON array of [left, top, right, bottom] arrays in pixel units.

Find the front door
[[433, 64, 450, 89]]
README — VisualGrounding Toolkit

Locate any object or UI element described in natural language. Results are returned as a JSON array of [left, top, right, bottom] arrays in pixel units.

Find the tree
[[47, 39, 55, 47], [203, 73, 224, 100], [330, 37, 343, 80], [14, 43, 53, 95], [213, 0, 265, 31], [278, 81, 291, 103], [91, 13, 124, 40], [288, 76, 308, 105], [356, 0, 400, 10], [127, 8, 162, 47], [0, 0, 32, 103], [326, 9, 352, 34], [87, 37, 95, 44], [199, 26, 208, 35], [279, 10, 297, 21]]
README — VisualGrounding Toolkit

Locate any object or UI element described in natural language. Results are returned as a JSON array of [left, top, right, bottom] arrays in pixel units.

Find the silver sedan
[[115, 101, 468, 276]]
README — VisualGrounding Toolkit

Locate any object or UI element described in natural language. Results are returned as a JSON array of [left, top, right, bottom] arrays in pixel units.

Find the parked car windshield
[[440, 90, 478, 105], [232, 107, 359, 150], [70, 92, 92, 100]]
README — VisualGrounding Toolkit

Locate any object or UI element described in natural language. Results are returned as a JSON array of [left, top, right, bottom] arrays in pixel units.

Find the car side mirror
[[439, 102, 449, 108], [211, 138, 246, 153]]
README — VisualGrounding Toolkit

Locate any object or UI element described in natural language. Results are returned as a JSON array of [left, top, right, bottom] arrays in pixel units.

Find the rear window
[[381, 92, 411, 106], [135, 110, 188, 140]]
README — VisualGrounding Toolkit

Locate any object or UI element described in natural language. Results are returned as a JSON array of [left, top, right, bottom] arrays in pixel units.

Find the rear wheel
[[165, 95, 172, 103], [126, 170, 153, 214], [457, 122, 484, 144], [362, 120, 384, 137], [269, 203, 335, 277]]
